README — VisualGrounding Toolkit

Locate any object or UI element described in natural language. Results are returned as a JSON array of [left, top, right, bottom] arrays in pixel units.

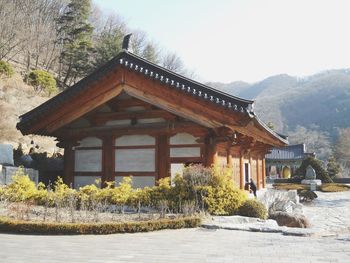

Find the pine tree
[[93, 20, 124, 68], [57, 0, 94, 86], [334, 128, 350, 168], [142, 43, 159, 64], [327, 156, 341, 178]]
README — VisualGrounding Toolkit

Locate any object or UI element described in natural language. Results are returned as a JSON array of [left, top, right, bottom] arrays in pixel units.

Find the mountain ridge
[[208, 69, 350, 140]]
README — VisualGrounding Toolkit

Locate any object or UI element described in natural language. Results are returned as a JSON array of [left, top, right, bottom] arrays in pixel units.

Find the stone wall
[[0, 165, 39, 185], [0, 144, 14, 166]]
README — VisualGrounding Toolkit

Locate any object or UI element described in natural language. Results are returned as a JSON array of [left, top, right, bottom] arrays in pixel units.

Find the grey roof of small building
[[265, 144, 313, 160]]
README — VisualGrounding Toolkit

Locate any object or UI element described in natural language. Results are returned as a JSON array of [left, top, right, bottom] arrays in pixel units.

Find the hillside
[[210, 70, 350, 140], [0, 74, 57, 153]]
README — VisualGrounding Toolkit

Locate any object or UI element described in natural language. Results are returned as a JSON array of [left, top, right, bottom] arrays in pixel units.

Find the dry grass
[[272, 183, 308, 191], [0, 74, 58, 153], [319, 184, 350, 192], [273, 183, 350, 192]]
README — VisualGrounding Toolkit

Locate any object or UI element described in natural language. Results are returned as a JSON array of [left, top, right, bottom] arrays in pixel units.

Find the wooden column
[[239, 152, 244, 190], [205, 136, 218, 166], [249, 154, 253, 182], [262, 157, 266, 188], [256, 156, 261, 190], [102, 134, 114, 185], [227, 151, 233, 167], [157, 134, 169, 180], [63, 142, 74, 187]]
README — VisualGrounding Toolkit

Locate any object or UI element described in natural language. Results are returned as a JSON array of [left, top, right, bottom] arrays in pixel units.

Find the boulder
[[270, 212, 311, 228]]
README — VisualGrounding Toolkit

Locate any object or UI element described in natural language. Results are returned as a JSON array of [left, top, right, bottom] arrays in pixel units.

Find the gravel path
[[303, 190, 350, 234]]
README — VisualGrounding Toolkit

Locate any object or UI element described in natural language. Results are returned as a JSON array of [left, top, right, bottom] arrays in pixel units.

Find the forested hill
[[208, 69, 350, 140]]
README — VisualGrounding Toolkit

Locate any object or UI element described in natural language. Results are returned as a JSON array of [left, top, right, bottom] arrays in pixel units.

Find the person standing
[[249, 178, 257, 198]]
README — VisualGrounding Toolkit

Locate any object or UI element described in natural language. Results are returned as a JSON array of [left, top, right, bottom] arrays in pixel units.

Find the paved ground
[[203, 190, 350, 236], [1, 190, 349, 262], [0, 228, 349, 263], [303, 191, 350, 233]]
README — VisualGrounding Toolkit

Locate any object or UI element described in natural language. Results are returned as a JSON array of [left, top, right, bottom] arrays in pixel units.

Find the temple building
[[265, 144, 315, 179], [17, 41, 288, 189]]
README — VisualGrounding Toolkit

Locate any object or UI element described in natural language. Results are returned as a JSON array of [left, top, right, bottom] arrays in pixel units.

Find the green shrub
[[0, 216, 201, 235], [295, 157, 333, 183], [27, 70, 58, 95], [0, 60, 14, 77], [237, 199, 268, 219]]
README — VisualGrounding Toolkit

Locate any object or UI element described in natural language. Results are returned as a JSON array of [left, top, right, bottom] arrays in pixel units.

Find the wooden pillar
[[102, 134, 114, 185], [257, 156, 261, 190], [157, 134, 169, 180], [249, 154, 253, 182], [63, 142, 74, 187], [239, 152, 244, 190], [227, 146, 233, 167], [262, 157, 266, 188], [205, 136, 218, 166]]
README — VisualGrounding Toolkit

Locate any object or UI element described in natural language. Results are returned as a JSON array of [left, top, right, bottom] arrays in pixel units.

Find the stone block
[[0, 144, 14, 165], [0, 165, 38, 185], [0, 165, 4, 184]]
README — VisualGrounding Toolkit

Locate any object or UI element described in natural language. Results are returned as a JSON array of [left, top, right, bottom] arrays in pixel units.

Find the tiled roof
[[265, 144, 312, 160], [16, 51, 288, 145], [17, 51, 255, 132]]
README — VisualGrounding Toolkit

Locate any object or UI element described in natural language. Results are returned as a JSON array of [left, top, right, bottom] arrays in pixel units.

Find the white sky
[[94, 0, 350, 83]]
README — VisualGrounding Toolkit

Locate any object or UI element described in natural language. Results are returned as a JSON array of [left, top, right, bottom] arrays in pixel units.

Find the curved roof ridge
[[124, 51, 255, 105]]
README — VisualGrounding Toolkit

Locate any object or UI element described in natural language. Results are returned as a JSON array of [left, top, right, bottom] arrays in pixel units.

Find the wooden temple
[[17, 44, 288, 189]]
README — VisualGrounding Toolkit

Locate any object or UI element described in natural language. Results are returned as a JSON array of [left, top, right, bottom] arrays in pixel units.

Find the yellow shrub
[[53, 177, 76, 200], [129, 187, 152, 208], [204, 167, 247, 215], [110, 177, 133, 206], [205, 184, 247, 215], [4, 168, 37, 202], [33, 182, 49, 205]]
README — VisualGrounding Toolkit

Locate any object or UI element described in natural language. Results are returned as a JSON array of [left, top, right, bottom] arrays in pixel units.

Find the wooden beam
[[107, 97, 154, 111], [60, 121, 208, 138], [27, 70, 124, 134], [46, 86, 123, 133], [123, 85, 220, 129], [122, 74, 284, 146], [92, 109, 176, 124]]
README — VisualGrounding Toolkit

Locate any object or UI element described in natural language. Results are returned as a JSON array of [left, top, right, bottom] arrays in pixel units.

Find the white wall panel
[[115, 135, 155, 146], [74, 150, 102, 172], [170, 147, 201, 158], [115, 149, 155, 172], [115, 176, 155, 188], [170, 133, 200, 145]]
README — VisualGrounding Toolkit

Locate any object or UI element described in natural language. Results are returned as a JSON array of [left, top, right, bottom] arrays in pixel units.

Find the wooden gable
[[17, 51, 288, 148]]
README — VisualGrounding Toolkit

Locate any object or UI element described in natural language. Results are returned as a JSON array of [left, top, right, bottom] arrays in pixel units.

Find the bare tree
[[288, 125, 332, 160], [334, 128, 350, 172]]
